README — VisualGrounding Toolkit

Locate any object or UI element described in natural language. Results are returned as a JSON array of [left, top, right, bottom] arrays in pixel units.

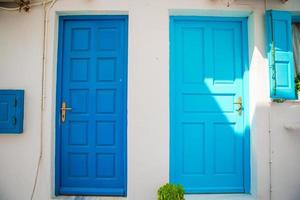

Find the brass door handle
[[233, 96, 243, 116], [61, 101, 72, 123]]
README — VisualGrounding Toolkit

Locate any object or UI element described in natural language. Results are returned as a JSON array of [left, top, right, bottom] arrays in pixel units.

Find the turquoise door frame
[[170, 16, 250, 193], [292, 15, 300, 23]]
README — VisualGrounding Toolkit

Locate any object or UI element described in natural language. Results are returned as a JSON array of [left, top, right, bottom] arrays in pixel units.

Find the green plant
[[295, 73, 300, 93], [157, 183, 184, 200], [272, 99, 285, 103]]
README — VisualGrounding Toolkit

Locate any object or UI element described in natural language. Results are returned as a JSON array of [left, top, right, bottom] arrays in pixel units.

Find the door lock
[[233, 96, 243, 116], [61, 101, 72, 123]]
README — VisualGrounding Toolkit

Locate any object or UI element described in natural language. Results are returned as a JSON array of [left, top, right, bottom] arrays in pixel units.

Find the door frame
[[55, 15, 128, 196], [169, 16, 250, 193], [292, 15, 300, 22]]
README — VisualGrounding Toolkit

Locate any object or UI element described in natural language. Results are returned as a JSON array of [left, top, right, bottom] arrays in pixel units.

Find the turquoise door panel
[[56, 16, 127, 196], [170, 17, 250, 193]]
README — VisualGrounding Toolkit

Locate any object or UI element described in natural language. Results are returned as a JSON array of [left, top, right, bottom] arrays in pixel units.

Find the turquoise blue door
[[56, 16, 128, 196], [170, 17, 250, 193]]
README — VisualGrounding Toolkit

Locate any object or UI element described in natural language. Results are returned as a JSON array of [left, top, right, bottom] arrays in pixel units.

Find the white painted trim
[[169, 9, 253, 17], [56, 10, 129, 16], [48, 10, 131, 198]]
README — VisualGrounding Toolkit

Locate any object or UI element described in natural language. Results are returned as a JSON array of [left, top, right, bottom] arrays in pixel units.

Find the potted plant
[[157, 183, 185, 200], [295, 73, 300, 98]]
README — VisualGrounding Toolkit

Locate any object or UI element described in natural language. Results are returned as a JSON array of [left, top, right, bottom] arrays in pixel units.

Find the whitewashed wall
[[0, 0, 300, 200]]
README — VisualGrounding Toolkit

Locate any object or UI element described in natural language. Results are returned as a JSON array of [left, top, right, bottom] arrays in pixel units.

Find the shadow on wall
[[251, 103, 300, 200], [244, 11, 300, 200], [269, 103, 300, 200], [247, 11, 267, 63]]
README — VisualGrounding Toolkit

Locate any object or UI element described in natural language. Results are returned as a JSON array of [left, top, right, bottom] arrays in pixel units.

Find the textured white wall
[[0, 0, 300, 200]]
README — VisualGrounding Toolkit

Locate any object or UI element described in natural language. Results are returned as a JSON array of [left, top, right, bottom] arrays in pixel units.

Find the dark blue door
[[170, 17, 250, 193], [56, 16, 127, 196]]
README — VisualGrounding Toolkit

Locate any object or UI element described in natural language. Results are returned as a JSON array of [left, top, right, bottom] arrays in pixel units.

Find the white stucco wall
[[0, 0, 300, 200]]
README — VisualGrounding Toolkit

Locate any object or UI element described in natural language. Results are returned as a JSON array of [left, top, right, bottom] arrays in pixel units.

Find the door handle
[[61, 101, 72, 123], [233, 96, 243, 116]]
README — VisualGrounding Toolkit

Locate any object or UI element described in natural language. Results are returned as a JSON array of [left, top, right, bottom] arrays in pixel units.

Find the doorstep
[[53, 196, 126, 200], [185, 194, 256, 200]]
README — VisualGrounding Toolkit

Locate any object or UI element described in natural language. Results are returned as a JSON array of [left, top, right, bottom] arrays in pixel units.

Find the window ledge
[[185, 194, 256, 200]]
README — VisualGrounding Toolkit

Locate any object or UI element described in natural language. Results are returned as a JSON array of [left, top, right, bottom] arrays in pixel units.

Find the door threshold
[[53, 196, 126, 200], [185, 194, 256, 200]]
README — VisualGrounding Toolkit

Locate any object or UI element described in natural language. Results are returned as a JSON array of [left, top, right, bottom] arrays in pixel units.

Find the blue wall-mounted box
[[0, 90, 24, 134]]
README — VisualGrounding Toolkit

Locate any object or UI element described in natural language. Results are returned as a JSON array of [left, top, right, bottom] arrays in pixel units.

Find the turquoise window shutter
[[266, 10, 296, 99]]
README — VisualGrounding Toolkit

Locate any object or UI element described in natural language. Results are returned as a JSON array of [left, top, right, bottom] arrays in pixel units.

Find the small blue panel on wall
[[0, 90, 24, 134]]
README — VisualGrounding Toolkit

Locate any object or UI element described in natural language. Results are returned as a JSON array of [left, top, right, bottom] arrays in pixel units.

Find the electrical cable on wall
[[270, 14, 277, 97], [0, 0, 54, 12], [265, 1, 273, 200], [29, 1, 58, 198], [1, 0, 58, 199]]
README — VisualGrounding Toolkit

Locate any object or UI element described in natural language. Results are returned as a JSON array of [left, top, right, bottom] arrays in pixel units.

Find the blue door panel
[[170, 17, 249, 193], [56, 16, 127, 196]]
